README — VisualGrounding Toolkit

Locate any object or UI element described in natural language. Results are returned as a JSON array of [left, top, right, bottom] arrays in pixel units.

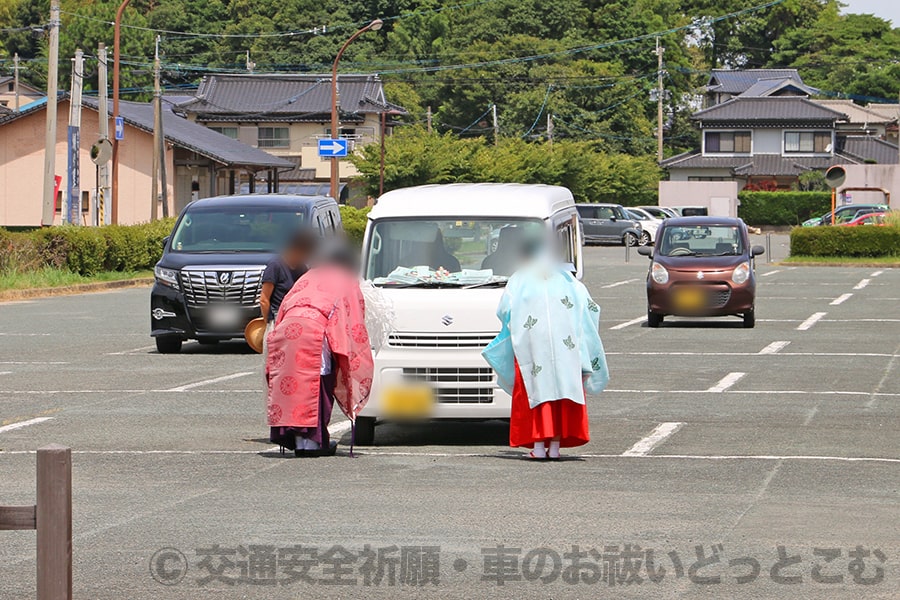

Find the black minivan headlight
[[154, 266, 180, 289]]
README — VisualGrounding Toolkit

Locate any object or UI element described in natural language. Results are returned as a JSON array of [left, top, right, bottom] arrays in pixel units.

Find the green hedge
[[790, 225, 900, 257], [340, 205, 370, 246], [0, 219, 175, 276], [738, 191, 832, 226]]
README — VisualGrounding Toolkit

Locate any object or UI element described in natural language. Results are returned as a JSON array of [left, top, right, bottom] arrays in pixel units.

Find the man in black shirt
[[261, 231, 316, 324]]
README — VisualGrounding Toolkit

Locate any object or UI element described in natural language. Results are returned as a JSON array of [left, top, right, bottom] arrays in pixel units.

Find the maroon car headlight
[[651, 262, 669, 284], [731, 261, 750, 285]]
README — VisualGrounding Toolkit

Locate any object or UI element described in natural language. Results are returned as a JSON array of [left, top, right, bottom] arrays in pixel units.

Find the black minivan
[[151, 194, 342, 353]]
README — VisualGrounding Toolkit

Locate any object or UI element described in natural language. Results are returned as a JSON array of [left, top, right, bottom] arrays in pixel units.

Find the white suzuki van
[[356, 183, 583, 444]]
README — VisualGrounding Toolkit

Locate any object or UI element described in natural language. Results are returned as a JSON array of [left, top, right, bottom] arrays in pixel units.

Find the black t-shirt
[[262, 258, 306, 322]]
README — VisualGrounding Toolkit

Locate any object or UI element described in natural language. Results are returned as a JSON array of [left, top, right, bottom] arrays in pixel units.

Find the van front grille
[[389, 333, 497, 349], [402, 367, 495, 404], [180, 268, 264, 307]]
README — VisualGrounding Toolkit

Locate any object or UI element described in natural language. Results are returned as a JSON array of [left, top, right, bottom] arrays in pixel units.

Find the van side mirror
[[162, 236, 170, 249], [637, 246, 653, 257], [751, 245, 765, 257]]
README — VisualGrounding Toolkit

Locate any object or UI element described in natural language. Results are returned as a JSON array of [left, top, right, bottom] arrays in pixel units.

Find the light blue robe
[[482, 262, 609, 409]]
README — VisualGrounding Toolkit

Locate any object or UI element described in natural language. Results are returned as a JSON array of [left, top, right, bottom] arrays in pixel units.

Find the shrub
[[738, 191, 832, 226], [340, 205, 370, 246], [790, 225, 900, 257]]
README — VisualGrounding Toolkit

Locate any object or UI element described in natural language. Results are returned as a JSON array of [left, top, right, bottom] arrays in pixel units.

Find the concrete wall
[[0, 102, 175, 227], [658, 181, 740, 217], [836, 164, 899, 207]]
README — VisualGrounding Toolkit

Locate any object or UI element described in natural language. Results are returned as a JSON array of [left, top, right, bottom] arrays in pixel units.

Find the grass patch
[[782, 256, 900, 266], [0, 267, 153, 292]]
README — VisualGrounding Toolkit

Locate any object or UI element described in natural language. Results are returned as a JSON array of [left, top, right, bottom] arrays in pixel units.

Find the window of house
[[208, 126, 238, 139], [705, 131, 751, 153], [784, 131, 831, 153], [257, 126, 290, 148]]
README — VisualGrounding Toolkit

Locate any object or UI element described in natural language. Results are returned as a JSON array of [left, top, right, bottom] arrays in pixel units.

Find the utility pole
[[379, 111, 386, 196], [41, 0, 61, 226], [492, 103, 498, 146], [655, 37, 665, 162], [13, 53, 19, 112], [66, 49, 84, 225], [547, 113, 553, 147], [112, 0, 133, 225], [151, 36, 160, 221], [97, 43, 110, 225], [426, 105, 432, 133]]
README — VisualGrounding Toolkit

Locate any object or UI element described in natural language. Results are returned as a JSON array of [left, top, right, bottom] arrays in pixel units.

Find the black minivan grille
[[180, 268, 264, 307]]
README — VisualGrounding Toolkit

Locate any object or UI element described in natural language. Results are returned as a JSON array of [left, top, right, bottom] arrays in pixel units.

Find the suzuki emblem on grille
[[696, 271, 705, 280], [218, 272, 232, 285], [441, 315, 454, 326]]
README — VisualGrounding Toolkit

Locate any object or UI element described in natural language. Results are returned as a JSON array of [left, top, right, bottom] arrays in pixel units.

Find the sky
[[841, 0, 900, 26]]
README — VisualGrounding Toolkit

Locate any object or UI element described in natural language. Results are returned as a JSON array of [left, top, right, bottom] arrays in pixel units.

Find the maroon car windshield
[[657, 225, 744, 257]]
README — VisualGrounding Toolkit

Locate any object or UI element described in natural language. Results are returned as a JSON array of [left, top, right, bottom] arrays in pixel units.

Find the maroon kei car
[[637, 217, 764, 328]]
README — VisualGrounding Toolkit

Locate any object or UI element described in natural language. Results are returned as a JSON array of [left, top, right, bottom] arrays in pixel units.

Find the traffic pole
[[41, 0, 60, 226]]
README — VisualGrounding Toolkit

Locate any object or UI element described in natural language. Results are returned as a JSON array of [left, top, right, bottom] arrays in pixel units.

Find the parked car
[[626, 207, 662, 245], [637, 205, 678, 219], [637, 217, 764, 328], [576, 203, 643, 246], [802, 204, 888, 227], [670, 206, 709, 217], [150, 194, 342, 354], [841, 212, 887, 227]]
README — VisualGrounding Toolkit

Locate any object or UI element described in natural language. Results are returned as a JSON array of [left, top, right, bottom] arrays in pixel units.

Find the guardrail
[[0, 444, 72, 600]]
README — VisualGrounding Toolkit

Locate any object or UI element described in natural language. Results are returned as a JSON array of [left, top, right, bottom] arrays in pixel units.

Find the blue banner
[[66, 126, 80, 225]]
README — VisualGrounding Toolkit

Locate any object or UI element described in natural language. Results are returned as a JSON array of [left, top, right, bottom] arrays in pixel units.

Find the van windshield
[[365, 218, 545, 286], [170, 206, 306, 253]]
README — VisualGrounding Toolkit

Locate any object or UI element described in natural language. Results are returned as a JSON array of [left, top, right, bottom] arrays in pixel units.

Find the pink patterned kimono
[[266, 265, 374, 442]]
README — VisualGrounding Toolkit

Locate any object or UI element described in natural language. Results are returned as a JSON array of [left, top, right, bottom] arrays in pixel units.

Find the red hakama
[[509, 361, 590, 449]]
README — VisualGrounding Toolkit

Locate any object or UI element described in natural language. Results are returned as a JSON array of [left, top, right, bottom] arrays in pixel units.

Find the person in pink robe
[[266, 243, 373, 457]]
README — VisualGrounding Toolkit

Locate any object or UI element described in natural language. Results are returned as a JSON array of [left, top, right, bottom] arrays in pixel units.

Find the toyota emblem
[[218, 272, 232, 285]]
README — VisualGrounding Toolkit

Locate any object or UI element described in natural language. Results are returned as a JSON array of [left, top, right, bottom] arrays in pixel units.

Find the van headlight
[[651, 263, 669, 284], [732, 262, 750, 285], [154, 266, 180, 289]]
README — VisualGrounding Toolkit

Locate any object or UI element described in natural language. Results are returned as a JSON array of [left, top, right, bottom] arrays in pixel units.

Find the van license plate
[[209, 305, 242, 329], [382, 385, 435, 420]]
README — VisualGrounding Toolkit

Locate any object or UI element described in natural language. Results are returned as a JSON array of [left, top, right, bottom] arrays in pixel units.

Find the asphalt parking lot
[[1, 235, 898, 599]]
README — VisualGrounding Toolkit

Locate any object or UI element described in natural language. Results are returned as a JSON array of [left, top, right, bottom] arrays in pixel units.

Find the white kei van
[[356, 183, 583, 445]]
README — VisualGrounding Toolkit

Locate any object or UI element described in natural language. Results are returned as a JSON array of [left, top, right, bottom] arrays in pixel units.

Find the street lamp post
[[330, 19, 383, 203], [111, 0, 132, 225]]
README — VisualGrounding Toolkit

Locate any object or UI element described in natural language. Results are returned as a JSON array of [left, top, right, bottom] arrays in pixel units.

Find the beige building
[[0, 76, 44, 113], [0, 98, 292, 227], [176, 73, 405, 202]]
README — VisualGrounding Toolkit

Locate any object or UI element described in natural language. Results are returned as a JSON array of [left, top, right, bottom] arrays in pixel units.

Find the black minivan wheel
[[155, 336, 183, 354], [354, 417, 376, 446]]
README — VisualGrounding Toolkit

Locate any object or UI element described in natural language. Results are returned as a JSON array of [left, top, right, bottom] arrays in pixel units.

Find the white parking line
[[870, 270, 884, 277], [760, 270, 782, 277], [164, 372, 253, 392], [757, 341, 790, 355], [622, 422, 684, 456], [707, 372, 746, 392], [830, 293, 853, 305], [610, 316, 646, 330], [105, 345, 156, 356], [602, 278, 640, 289], [0, 361, 68, 365], [0, 371, 10, 376], [853, 279, 871, 290], [797, 312, 827, 331], [0, 416, 54, 434]]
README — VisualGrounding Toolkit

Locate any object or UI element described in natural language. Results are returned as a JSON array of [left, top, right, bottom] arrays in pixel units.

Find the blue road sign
[[114, 116, 125, 141], [317, 138, 349, 158]]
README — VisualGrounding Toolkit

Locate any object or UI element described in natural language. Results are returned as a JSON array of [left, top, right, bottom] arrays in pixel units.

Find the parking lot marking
[[760, 270, 782, 277], [0, 416, 53, 434], [830, 293, 853, 305], [870, 270, 884, 277], [105, 345, 156, 356], [758, 341, 790, 355], [164, 372, 254, 392], [622, 422, 684, 456], [610, 315, 646, 330], [602, 278, 641, 289], [0, 371, 10, 376], [707, 372, 746, 392], [853, 278, 871, 290], [606, 350, 897, 358], [797, 312, 827, 331], [0, 361, 68, 365]]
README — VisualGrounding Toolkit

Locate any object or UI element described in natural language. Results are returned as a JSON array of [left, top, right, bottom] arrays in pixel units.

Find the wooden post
[[36, 444, 72, 600]]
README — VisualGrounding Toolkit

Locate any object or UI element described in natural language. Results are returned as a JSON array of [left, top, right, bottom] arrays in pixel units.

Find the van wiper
[[463, 280, 508, 289]]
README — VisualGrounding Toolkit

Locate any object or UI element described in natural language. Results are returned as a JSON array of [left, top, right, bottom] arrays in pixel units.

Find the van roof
[[369, 183, 574, 220], [186, 194, 335, 210]]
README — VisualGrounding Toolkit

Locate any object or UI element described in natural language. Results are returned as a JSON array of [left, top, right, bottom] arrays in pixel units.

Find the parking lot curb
[[0, 278, 154, 302]]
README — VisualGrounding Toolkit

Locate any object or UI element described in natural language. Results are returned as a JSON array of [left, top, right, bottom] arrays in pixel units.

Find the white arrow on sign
[[318, 138, 348, 157]]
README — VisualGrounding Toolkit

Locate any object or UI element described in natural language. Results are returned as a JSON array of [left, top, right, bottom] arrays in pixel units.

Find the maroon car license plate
[[674, 287, 705, 310]]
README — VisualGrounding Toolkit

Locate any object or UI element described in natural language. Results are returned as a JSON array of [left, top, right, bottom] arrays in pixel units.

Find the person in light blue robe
[[483, 252, 609, 459]]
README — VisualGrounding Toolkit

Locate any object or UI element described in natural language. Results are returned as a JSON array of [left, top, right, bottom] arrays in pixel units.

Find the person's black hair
[[287, 228, 318, 256], [316, 236, 359, 272]]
